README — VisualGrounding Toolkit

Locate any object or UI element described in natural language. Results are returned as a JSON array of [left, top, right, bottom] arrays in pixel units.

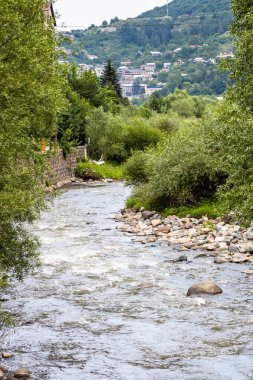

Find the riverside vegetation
[[0, 0, 253, 290], [0, 0, 252, 376]]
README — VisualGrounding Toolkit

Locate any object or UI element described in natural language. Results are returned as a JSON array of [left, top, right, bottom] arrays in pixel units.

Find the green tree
[[0, 0, 65, 279], [100, 60, 123, 100], [226, 0, 253, 110]]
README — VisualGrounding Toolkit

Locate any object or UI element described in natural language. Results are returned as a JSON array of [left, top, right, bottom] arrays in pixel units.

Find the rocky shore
[[115, 208, 253, 271], [45, 177, 114, 192]]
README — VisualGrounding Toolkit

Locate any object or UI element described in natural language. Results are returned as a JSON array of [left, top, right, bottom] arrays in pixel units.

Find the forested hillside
[[63, 0, 232, 65], [62, 0, 233, 95], [139, 0, 231, 18]]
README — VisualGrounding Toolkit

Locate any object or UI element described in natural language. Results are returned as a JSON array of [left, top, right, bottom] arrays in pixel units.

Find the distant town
[[59, 33, 235, 99]]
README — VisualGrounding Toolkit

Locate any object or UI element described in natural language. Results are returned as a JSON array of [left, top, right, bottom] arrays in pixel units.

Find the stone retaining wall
[[45, 146, 87, 186]]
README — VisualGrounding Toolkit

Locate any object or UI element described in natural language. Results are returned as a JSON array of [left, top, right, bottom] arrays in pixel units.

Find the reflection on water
[[1, 183, 253, 380]]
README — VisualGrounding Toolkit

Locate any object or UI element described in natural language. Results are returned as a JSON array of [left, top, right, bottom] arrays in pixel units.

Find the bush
[[124, 117, 162, 153], [124, 151, 149, 184], [132, 125, 226, 210], [206, 102, 253, 224], [86, 108, 127, 162], [148, 113, 181, 132]]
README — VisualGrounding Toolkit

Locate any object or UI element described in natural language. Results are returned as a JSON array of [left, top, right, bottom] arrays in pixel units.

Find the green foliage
[[131, 125, 226, 210], [125, 196, 150, 210], [86, 108, 127, 162], [123, 151, 149, 184], [61, 0, 232, 98], [206, 102, 253, 224], [148, 113, 180, 132], [76, 162, 124, 180], [0, 311, 15, 328], [162, 90, 209, 118], [163, 200, 223, 219], [0, 0, 65, 279], [226, 0, 253, 111], [100, 60, 123, 100], [86, 109, 162, 163], [124, 118, 162, 153], [139, 0, 231, 18], [68, 67, 103, 107], [58, 127, 78, 157]]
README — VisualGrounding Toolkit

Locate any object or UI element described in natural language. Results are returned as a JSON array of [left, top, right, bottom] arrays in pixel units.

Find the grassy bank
[[76, 162, 124, 180], [126, 196, 224, 219]]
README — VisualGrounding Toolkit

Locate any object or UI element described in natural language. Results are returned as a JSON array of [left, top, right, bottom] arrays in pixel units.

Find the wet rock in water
[[2, 352, 13, 359], [194, 253, 207, 259], [242, 269, 253, 275], [142, 210, 155, 220], [187, 281, 223, 296], [175, 255, 188, 262], [214, 257, 227, 264], [13, 369, 32, 379]]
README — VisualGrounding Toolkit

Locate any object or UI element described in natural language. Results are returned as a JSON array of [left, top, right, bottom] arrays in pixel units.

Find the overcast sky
[[54, 0, 169, 29]]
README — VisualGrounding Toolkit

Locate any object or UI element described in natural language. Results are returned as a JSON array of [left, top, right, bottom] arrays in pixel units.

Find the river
[[1, 183, 253, 379]]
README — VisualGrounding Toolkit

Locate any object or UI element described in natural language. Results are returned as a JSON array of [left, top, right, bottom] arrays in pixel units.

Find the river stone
[[141, 211, 154, 220], [156, 225, 171, 234], [206, 244, 216, 251], [14, 368, 32, 379], [228, 245, 239, 253], [2, 352, 13, 359], [242, 269, 253, 275], [246, 232, 253, 240], [246, 246, 253, 253], [214, 257, 227, 264], [175, 255, 188, 262], [151, 219, 162, 227], [187, 281, 223, 296]]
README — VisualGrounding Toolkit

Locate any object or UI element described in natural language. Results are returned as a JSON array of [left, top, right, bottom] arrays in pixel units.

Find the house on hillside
[[44, 1, 56, 26]]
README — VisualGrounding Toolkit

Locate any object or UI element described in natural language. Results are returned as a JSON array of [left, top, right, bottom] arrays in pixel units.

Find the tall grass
[[76, 162, 124, 180]]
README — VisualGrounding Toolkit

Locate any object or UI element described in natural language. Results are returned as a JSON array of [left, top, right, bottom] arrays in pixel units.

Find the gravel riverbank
[[115, 208, 253, 271]]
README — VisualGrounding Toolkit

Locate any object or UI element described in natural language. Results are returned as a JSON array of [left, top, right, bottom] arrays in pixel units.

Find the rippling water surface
[[1, 183, 253, 379]]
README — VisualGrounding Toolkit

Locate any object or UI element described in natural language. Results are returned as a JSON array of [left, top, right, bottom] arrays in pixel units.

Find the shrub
[[86, 108, 127, 162], [206, 102, 253, 224], [124, 117, 162, 153], [132, 125, 226, 210], [148, 113, 181, 132], [123, 151, 149, 184]]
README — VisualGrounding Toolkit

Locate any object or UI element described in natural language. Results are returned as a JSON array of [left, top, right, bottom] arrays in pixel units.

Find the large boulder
[[187, 281, 223, 296]]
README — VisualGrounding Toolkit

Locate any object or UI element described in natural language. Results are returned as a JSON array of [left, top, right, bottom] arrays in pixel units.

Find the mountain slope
[[61, 0, 233, 96], [139, 0, 231, 18]]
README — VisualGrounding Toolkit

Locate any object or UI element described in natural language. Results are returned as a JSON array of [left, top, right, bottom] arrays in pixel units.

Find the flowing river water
[[1, 183, 253, 380]]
